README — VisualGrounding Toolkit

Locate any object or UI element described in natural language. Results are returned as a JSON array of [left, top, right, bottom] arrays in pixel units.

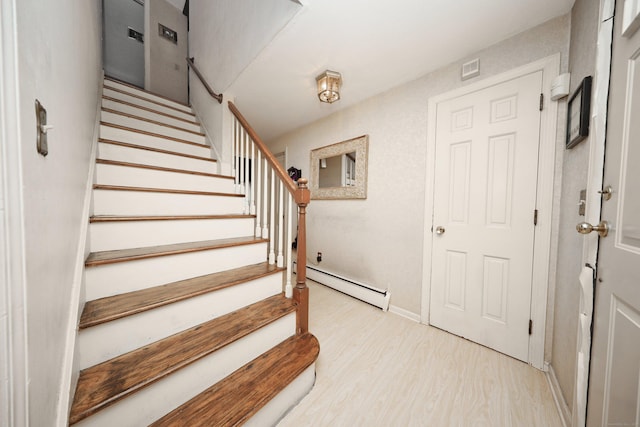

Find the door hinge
[[529, 319, 533, 335], [539, 93, 544, 111], [533, 209, 538, 226]]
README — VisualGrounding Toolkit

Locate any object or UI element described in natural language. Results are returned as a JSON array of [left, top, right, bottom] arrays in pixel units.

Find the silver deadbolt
[[435, 226, 445, 235], [598, 185, 613, 201], [576, 220, 609, 237]]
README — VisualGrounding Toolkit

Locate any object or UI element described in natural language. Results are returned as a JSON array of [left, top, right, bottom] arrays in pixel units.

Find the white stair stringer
[[101, 97, 202, 133], [99, 124, 210, 157], [92, 188, 244, 216], [89, 217, 254, 252], [101, 110, 206, 145], [78, 273, 284, 368], [85, 242, 268, 300], [104, 78, 193, 114], [97, 141, 217, 175], [94, 162, 234, 195], [73, 314, 296, 427]]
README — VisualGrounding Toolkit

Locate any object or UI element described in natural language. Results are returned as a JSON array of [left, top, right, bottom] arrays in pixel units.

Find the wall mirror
[[310, 135, 368, 199]]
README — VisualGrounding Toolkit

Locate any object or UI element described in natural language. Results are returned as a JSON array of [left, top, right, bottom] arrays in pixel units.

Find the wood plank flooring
[[277, 282, 562, 427]]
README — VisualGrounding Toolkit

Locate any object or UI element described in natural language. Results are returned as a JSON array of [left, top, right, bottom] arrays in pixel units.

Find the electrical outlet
[[317, 252, 322, 262]]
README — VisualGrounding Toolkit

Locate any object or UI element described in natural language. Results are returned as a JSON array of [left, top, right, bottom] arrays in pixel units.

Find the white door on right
[[430, 71, 542, 362], [586, 2, 640, 425]]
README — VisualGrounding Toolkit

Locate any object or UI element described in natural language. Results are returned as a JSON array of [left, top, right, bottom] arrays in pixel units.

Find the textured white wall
[[145, 0, 188, 104], [189, 0, 300, 92], [188, 0, 300, 166], [551, 0, 600, 414], [15, 0, 102, 423], [269, 15, 570, 317]]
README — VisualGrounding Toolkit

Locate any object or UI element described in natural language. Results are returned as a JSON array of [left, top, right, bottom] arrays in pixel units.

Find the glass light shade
[[316, 70, 342, 103]]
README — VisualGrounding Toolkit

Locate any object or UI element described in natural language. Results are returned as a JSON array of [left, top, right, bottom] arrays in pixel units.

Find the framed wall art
[[566, 76, 592, 149]]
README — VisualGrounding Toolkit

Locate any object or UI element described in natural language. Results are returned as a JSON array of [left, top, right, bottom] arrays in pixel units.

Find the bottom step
[[150, 333, 320, 426]]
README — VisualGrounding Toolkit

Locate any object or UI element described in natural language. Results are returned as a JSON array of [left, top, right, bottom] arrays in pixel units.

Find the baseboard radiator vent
[[294, 262, 390, 311]]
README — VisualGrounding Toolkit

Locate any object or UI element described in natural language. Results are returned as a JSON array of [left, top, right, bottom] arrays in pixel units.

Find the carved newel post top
[[295, 178, 311, 206]]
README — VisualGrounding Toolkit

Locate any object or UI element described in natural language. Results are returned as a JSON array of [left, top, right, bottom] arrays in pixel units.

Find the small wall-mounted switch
[[317, 252, 322, 263], [578, 189, 587, 216], [35, 99, 52, 156]]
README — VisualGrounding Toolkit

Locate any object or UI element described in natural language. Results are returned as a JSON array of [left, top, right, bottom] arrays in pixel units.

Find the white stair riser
[[78, 274, 284, 368], [89, 217, 255, 252], [103, 87, 195, 121], [104, 80, 192, 114], [101, 111, 206, 145], [245, 365, 316, 427], [92, 189, 243, 216], [97, 142, 217, 175], [85, 243, 268, 300], [73, 314, 295, 427], [95, 163, 234, 195], [102, 98, 201, 132], [100, 125, 210, 158]]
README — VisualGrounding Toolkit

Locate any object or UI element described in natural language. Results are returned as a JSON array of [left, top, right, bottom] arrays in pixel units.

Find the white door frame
[[421, 54, 560, 370], [572, 0, 614, 425], [0, 0, 29, 425]]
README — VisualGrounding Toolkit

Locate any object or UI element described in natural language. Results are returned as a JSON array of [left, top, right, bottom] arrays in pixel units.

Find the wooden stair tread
[[98, 138, 217, 162], [100, 121, 208, 148], [85, 236, 267, 267], [103, 82, 195, 116], [90, 213, 252, 223], [102, 107, 205, 136], [102, 95, 201, 126], [104, 76, 192, 109], [96, 158, 234, 179], [92, 184, 244, 197], [150, 333, 320, 427], [80, 262, 284, 328], [69, 295, 296, 425]]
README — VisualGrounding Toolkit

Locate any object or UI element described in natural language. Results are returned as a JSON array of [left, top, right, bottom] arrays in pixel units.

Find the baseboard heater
[[293, 262, 390, 311]]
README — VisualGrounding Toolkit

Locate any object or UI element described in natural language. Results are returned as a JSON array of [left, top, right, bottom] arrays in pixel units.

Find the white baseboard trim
[[56, 75, 103, 426], [297, 262, 390, 311], [545, 362, 571, 427], [389, 305, 421, 323]]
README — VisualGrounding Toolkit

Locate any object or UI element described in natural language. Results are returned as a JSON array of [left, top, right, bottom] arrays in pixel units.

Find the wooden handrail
[[228, 101, 310, 334], [186, 57, 223, 104]]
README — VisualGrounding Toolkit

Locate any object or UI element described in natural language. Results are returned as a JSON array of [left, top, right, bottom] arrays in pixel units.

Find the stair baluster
[[228, 101, 309, 333]]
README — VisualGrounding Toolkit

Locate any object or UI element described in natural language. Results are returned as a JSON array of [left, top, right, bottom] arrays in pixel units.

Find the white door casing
[[586, 1, 640, 424], [422, 55, 560, 369], [429, 71, 542, 363], [572, 1, 615, 425], [0, 0, 29, 424]]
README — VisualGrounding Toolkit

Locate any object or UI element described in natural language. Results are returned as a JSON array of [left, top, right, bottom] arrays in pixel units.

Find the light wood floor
[[277, 282, 562, 427]]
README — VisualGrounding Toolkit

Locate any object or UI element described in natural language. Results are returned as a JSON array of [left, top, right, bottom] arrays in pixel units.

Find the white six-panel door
[[429, 71, 543, 362], [586, 2, 640, 424]]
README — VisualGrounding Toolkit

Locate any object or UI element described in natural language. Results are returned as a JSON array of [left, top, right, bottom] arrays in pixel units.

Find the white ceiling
[[221, 0, 574, 142]]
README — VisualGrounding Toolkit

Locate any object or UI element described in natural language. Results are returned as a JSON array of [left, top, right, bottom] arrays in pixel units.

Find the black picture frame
[[566, 76, 592, 149]]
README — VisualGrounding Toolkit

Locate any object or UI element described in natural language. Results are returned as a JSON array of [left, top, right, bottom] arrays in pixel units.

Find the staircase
[[68, 77, 319, 426]]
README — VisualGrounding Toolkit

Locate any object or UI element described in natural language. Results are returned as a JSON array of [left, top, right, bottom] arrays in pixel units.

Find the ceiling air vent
[[462, 58, 480, 80]]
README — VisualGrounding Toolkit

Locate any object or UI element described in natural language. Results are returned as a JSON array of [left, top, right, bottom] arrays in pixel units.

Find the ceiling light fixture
[[316, 70, 342, 103]]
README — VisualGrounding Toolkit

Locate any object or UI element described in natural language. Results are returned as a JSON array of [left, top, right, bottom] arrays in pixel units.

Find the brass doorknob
[[435, 226, 445, 235], [576, 221, 609, 237]]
